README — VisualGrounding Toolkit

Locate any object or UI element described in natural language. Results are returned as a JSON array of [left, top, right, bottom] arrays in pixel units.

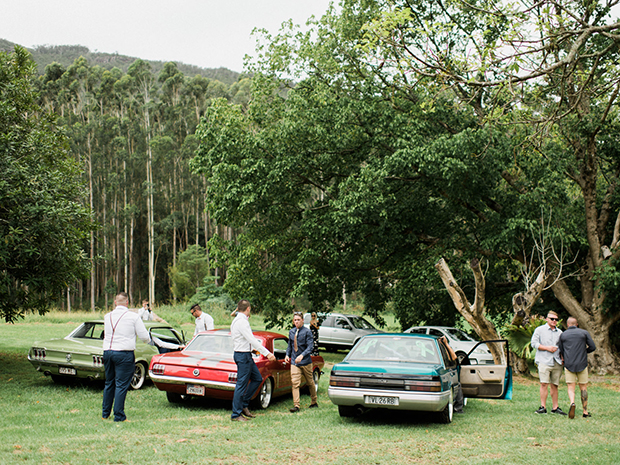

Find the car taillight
[[92, 355, 103, 367], [228, 373, 237, 383], [151, 364, 165, 375], [32, 348, 46, 360], [404, 380, 442, 392], [329, 375, 360, 388]]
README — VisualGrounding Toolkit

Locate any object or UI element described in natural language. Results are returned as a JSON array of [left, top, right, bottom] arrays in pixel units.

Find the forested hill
[[0, 39, 241, 86]]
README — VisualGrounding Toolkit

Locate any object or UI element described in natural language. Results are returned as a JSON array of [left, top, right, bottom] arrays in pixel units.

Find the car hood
[[33, 337, 103, 354], [332, 360, 442, 376]]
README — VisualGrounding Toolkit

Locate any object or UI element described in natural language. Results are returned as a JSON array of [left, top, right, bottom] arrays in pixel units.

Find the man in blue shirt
[[558, 317, 596, 419], [531, 311, 567, 415], [285, 312, 318, 412]]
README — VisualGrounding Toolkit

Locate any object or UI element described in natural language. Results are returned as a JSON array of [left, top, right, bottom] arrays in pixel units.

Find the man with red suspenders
[[102, 292, 152, 422]]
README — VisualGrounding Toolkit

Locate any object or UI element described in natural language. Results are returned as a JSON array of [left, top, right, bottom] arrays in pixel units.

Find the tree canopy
[[0, 46, 92, 322], [193, 0, 620, 372]]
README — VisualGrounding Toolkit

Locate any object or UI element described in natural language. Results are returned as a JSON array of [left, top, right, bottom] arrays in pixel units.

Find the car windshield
[[445, 328, 476, 342], [346, 336, 440, 364], [348, 316, 376, 330], [70, 322, 104, 339]]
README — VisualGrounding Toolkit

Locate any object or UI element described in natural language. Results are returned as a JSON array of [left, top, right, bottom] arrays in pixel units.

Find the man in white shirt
[[531, 310, 567, 415], [230, 299, 276, 421], [137, 299, 164, 322], [101, 292, 152, 422], [191, 304, 214, 337]]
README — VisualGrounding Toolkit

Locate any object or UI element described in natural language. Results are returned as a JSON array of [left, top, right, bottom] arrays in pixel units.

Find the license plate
[[186, 384, 205, 396], [365, 395, 399, 406], [59, 367, 76, 375]]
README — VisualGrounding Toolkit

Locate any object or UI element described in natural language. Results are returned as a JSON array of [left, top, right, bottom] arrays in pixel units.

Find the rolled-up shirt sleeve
[[135, 318, 151, 345]]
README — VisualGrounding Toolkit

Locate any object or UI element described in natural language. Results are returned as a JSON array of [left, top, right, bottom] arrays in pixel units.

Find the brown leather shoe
[[231, 415, 250, 422], [242, 408, 256, 418]]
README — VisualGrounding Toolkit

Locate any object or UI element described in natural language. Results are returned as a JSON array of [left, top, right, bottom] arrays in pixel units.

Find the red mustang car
[[149, 329, 325, 409]]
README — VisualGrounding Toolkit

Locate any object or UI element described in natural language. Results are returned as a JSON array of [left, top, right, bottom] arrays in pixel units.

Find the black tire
[[166, 392, 189, 404], [436, 388, 454, 424], [130, 362, 147, 390], [252, 377, 273, 409], [338, 405, 358, 418], [456, 352, 470, 365]]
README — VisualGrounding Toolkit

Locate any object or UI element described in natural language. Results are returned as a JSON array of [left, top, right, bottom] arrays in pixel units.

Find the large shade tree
[[191, 4, 561, 332], [0, 46, 92, 322], [357, 0, 620, 371]]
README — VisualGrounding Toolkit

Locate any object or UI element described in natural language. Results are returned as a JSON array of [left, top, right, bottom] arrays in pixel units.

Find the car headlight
[[473, 348, 489, 354]]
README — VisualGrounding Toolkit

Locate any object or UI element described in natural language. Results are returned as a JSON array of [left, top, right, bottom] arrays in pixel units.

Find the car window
[[150, 327, 182, 345], [303, 314, 310, 324], [335, 318, 349, 328], [186, 334, 234, 354], [348, 317, 376, 330], [273, 338, 288, 360], [408, 328, 427, 335], [347, 336, 440, 364], [445, 328, 475, 342], [438, 343, 457, 368], [322, 316, 335, 327], [71, 322, 104, 339], [428, 328, 444, 338]]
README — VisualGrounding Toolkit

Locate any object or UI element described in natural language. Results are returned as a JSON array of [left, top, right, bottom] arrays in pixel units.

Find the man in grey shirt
[[558, 317, 596, 418], [531, 311, 567, 415]]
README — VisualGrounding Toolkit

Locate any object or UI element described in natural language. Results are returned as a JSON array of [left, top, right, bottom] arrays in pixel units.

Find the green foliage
[[0, 46, 92, 322], [168, 245, 211, 302], [502, 317, 548, 359]]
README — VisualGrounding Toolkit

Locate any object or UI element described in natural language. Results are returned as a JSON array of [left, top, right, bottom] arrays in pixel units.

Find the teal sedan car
[[28, 320, 185, 390], [328, 333, 512, 423]]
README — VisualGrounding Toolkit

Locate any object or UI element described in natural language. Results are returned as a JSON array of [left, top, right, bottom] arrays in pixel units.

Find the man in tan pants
[[285, 312, 318, 412]]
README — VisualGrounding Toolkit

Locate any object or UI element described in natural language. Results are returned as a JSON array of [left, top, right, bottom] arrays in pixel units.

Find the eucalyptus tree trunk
[[434, 258, 503, 364]]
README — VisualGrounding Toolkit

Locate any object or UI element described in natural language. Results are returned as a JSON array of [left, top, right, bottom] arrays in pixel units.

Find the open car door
[[459, 339, 513, 400]]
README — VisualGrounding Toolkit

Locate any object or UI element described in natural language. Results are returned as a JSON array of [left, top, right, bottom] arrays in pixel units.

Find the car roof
[[408, 326, 457, 329], [304, 312, 365, 318], [363, 332, 438, 340], [81, 320, 174, 328]]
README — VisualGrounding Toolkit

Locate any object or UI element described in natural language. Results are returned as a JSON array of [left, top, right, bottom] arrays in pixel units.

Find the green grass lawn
[[1, 312, 619, 464]]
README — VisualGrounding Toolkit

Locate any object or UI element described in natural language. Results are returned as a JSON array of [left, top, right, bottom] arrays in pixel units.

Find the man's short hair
[[547, 310, 559, 318], [116, 292, 129, 305], [190, 303, 201, 312], [237, 299, 251, 313]]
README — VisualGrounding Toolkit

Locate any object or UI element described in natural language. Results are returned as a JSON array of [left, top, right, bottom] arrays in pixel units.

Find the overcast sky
[[1, 0, 333, 72]]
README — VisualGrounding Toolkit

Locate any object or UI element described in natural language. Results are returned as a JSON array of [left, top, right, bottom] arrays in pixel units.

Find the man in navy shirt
[[285, 312, 318, 412], [558, 317, 596, 419]]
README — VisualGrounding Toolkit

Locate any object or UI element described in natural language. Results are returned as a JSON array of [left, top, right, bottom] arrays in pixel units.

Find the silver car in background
[[304, 313, 381, 350], [403, 326, 495, 365]]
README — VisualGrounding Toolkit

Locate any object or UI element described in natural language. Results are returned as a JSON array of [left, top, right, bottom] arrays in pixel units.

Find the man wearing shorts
[[531, 311, 567, 415], [558, 317, 596, 419]]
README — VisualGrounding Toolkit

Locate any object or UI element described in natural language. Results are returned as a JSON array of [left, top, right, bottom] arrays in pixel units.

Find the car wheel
[[254, 377, 273, 409], [130, 362, 147, 390], [437, 388, 454, 424], [312, 369, 321, 393], [166, 392, 189, 404], [338, 405, 358, 418]]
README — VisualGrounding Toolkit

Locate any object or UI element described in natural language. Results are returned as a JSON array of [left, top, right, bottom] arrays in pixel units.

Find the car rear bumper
[[328, 386, 450, 412], [149, 372, 237, 391], [27, 359, 104, 378]]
